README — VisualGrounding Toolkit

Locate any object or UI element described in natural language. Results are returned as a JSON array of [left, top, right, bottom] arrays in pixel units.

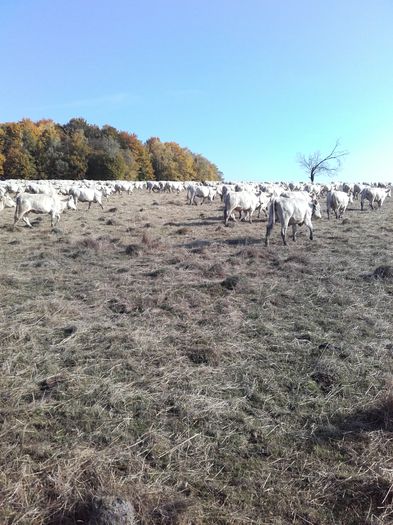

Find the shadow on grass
[[180, 237, 261, 250], [314, 399, 393, 442], [327, 476, 393, 525]]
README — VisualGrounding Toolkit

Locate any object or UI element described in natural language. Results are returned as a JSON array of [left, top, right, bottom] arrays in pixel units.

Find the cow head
[[1, 194, 16, 208]]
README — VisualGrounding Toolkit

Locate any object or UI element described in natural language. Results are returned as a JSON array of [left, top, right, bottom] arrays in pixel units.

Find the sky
[[1, 0, 393, 183]]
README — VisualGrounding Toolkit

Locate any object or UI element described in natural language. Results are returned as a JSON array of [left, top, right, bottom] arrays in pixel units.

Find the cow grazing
[[360, 187, 391, 210], [14, 193, 76, 228], [326, 190, 353, 219], [146, 181, 161, 193], [265, 197, 322, 246]]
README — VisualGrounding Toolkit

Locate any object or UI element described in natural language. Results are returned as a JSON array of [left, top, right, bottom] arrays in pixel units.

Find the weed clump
[[124, 244, 142, 256], [176, 227, 189, 235], [221, 275, 241, 290], [373, 265, 393, 279], [89, 495, 136, 525]]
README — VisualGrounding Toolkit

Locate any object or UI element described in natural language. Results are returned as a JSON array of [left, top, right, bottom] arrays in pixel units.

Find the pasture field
[[1, 190, 393, 524]]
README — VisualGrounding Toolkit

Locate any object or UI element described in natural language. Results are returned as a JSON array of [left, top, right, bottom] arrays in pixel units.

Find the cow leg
[[88, 202, 91, 210], [265, 224, 272, 246], [99, 201, 104, 209], [50, 211, 61, 227], [224, 207, 229, 226], [304, 217, 314, 240], [24, 216, 33, 228], [20, 212, 33, 228], [15, 209, 32, 228], [292, 224, 297, 241], [280, 225, 287, 246]]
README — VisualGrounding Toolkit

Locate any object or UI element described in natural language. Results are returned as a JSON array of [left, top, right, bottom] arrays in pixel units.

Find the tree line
[[0, 118, 223, 182]]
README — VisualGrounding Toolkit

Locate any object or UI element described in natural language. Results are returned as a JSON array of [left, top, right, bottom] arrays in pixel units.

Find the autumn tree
[[36, 124, 63, 179], [146, 138, 215, 181], [64, 129, 89, 179], [0, 118, 222, 182], [118, 132, 154, 180], [297, 140, 348, 183], [3, 146, 37, 179], [193, 153, 222, 181]]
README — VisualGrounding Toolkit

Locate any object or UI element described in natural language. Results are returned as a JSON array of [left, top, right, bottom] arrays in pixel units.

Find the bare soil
[[1, 191, 393, 524]]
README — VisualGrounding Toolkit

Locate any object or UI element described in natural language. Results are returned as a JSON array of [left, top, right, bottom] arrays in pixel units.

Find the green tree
[[86, 151, 127, 180], [64, 129, 89, 179]]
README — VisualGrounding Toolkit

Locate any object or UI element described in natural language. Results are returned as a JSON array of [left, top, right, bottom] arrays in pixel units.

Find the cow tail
[[224, 193, 229, 225], [14, 194, 21, 222], [268, 199, 276, 229]]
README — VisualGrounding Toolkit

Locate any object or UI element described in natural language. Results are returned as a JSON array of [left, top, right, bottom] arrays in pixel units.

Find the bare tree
[[297, 140, 348, 183]]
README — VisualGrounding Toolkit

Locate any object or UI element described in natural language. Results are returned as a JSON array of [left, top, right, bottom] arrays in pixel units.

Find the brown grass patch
[[1, 191, 393, 523]]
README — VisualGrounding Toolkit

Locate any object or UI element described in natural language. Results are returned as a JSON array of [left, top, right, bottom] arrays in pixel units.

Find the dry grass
[[1, 192, 393, 524]]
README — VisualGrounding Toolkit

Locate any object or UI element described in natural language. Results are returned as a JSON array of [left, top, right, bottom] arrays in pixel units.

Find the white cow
[[326, 190, 353, 219], [265, 197, 322, 246], [256, 192, 272, 219], [164, 181, 183, 193], [14, 193, 76, 228], [360, 187, 391, 210], [70, 187, 104, 209], [187, 185, 216, 205], [114, 181, 133, 194], [25, 182, 57, 196], [224, 191, 260, 225], [280, 191, 313, 201]]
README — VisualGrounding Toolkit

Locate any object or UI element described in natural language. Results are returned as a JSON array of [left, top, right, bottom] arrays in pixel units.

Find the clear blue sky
[[1, 0, 393, 182]]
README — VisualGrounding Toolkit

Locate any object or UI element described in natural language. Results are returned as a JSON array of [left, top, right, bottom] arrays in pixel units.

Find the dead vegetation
[[1, 191, 393, 524]]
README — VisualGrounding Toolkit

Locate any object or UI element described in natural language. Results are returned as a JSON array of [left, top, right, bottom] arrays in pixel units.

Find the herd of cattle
[[0, 179, 391, 245]]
